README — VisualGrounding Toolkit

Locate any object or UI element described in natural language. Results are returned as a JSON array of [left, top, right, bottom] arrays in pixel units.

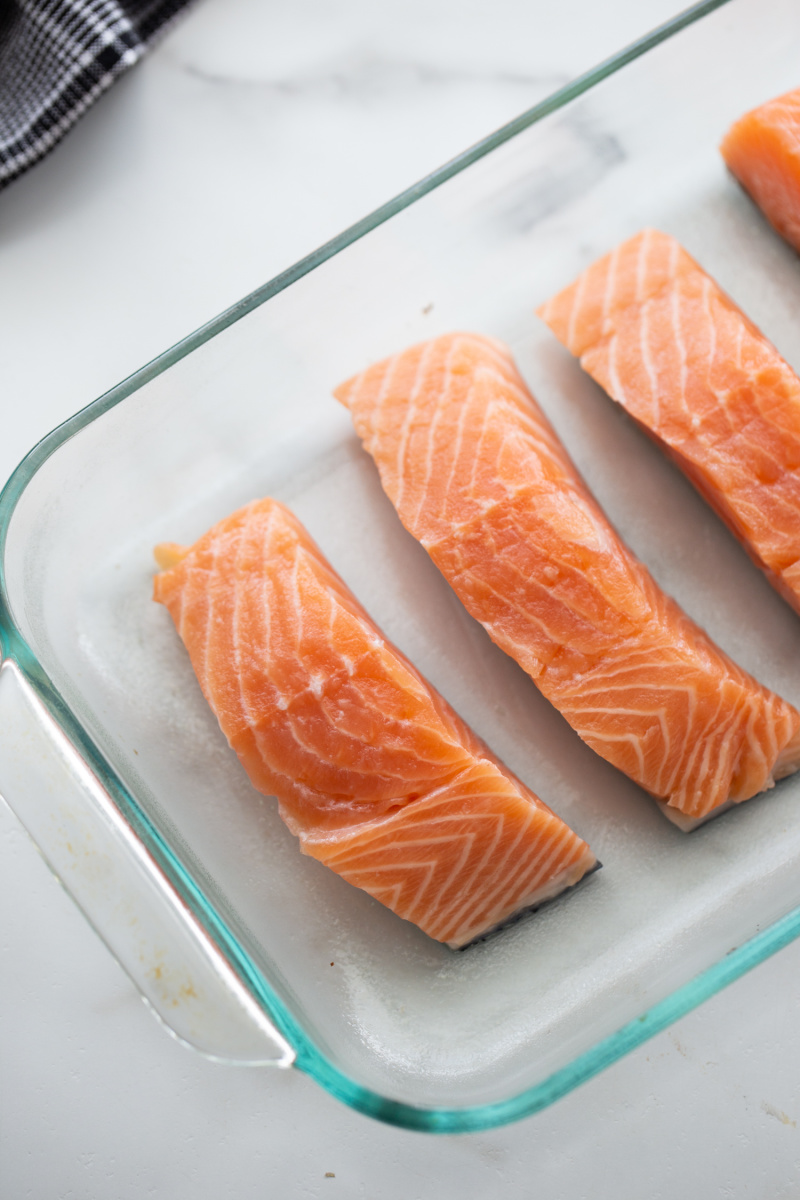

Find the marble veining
[[495, 112, 625, 235], [166, 50, 566, 101]]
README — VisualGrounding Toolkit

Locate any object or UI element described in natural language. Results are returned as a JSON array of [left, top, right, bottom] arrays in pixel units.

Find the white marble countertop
[[3, 1, 800, 1194]]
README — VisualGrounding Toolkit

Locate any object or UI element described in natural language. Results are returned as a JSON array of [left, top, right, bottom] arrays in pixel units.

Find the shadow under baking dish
[[3, 0, 800, 1131]]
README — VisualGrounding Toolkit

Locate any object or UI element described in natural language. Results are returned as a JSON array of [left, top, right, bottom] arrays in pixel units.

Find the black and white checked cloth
[[0, 1, 193, 190]]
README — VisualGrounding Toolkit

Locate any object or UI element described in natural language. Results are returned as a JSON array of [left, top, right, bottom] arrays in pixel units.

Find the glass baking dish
[[2, 0, 799, 1134]]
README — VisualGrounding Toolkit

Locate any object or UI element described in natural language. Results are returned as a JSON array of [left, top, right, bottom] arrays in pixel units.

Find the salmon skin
[[721, 87, 800, 255], [538, 229, 800, 619], [335, 332, 800, 828], [153, 498, 596, 948]]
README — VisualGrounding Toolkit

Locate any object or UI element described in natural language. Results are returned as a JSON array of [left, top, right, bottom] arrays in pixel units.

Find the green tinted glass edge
[[0, 0, 762, 1134]]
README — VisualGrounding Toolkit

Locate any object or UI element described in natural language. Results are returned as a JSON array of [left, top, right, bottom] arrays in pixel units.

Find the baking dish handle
[[0, 658, 295, 1067]]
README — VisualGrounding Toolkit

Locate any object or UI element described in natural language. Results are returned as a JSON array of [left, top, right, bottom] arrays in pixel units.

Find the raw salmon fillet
[[152, 498, 596, 948], [538, 229, 800, 617], [335, 332, 800, 827], [721, 87, 800, 255]]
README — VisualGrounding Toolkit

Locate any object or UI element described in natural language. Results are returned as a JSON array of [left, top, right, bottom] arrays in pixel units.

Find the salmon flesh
[[335, 331, 800, 826], [721, 87, 800, 255], [539, 229, 800, 619], [153, 498, 596, 947]]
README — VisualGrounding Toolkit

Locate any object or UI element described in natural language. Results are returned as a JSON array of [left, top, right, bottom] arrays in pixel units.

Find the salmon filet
[[153, 498, 596, 948], [538, 229, 800, 617], [335, 332, 800, 827], [721, 87, 800, 255]]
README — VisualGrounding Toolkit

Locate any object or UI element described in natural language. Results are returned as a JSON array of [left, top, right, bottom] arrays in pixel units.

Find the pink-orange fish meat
[[335, 332, 800, 827], [721, 86, 800, 255], [153, 498, 596, 947], [538, 228, 800, 618]]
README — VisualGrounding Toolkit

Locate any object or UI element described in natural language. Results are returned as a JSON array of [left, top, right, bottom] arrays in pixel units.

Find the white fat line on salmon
[[566, 252, 589, 352], [640, 298, 661, 427], [419, 806, 506, 916], [636, 228, 652, 305], [394, 828, 484, 919], [603, 332, 626, 408], [734, 309, 746, 372], [671, 281, 691, 419], [424, 816, 520, 936], [702, 274, 718, 383], [455, 852, 600, 949], [198, 528, 226, 706], [585, 728, 647, 778], [365, 352, 402, 456], [438, 370, 481, 524], [460, 820, 576, 935], [672, 684, 738, 810], [230, 507, 250, 731], [393, 339, 437, 513], [413, 335, 460, 527], [444, 830, 560, 941], [602, 242, 621, 336], [425, 806, 520, 932]]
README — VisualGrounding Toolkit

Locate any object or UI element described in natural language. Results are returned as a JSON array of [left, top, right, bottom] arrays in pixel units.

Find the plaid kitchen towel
[[0, 0, 193, 190]]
